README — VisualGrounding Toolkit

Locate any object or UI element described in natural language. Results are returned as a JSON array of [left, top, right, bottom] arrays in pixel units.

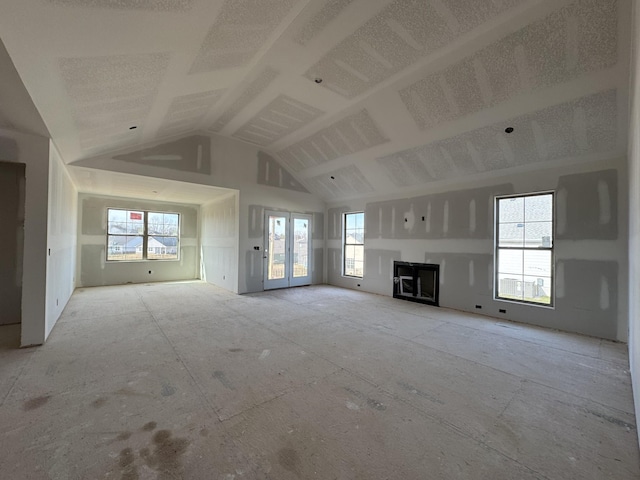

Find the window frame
[[343, 211, 365, 278], [494, 191, 555, 308], [106, 208, 181, 262]]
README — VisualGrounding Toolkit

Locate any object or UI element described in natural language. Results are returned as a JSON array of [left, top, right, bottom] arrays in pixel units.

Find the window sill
[[494, 296, 555, 310]]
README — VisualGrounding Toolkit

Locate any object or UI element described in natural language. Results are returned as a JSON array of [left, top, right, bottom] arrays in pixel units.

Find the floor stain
[[213, 371, 234, 389], [142, 421, 157, 432], [199, 428, 209, 437], [114, 387, 144, 397], [259, 349, 271, 360], [228, 348, 243, 352], [277, 448, 300, 473], [91, 397, 107, 408], [140, 429, 190, 479], [116, 432, 132, 441], [23, 395, 51, 411], [366, 398, 387, 411], [587, 409, 636, 430], [397, 381, 444, 405], [160, 383, 176, 397], [345, 387, 386, 411], [118, 447, 139, 480]]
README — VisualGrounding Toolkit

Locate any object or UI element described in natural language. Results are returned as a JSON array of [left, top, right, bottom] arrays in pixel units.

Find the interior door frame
[[263, 210, 312, 290]]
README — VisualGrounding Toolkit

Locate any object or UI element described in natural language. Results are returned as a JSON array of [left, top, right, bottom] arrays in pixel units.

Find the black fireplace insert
[[393, 261, 440, 306]]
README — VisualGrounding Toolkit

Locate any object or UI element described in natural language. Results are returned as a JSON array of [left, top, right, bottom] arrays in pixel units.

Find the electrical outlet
[[475, 305, 482, 309], [499, 309, 506, 314]]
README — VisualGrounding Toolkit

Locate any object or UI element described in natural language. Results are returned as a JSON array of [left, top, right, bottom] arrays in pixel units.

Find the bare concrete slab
[[0, 282, 637, 479]]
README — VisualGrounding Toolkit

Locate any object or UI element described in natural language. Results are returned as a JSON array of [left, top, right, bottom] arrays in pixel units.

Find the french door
[[263, 211, 312, 290]]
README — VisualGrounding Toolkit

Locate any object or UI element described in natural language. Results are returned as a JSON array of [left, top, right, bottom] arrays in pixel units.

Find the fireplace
[[393, 261, 439, 306]]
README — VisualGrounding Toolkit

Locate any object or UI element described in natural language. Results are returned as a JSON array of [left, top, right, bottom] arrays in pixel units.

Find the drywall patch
[[81, 197, 107, 235], [234, 95, 324, 146], [366, 184, 512, 239], [312, 248, 324, 284], [157, 90, 225, 138], [245, 250, 263, 292], [426, 253, 492, 310], [257, 151, 309, 192], [211, 67, 279, 132], [327, 206, 350, 239], [305, 0, 524, 98], [365, 249, 401, 289], [277, 110, 388, 172], [327, 247, 342, 281], [247, 205, 265, 239], [190, 0, 299, 74], [113, 135, 211, 174], [400, 0, 618, 130], [379, 90, 617, 186], [80, 244, 106, 286], [556, 169, 617, 240], [293, 0, 355, 45], [305, 165, 374, 199], [48, 0, 193, 11], [59, 53, 170, 156], [0, 136, 19, 162], [560, 259, 618, 339], [312, 212, 324, 240]]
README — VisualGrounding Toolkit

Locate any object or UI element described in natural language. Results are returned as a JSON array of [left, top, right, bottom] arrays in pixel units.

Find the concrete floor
[[0, 282, 638, 479]]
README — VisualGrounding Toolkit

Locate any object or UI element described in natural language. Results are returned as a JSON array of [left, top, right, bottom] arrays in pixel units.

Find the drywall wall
[[45, 143, 77, 339], [0, 128, 50, 346], [201, 192, 239, 292], [0, 161, 24, 325], [77, 194, 199, 287], [628, 0, 640, 450], [73, 133, 326, 293], [327, 158, 628, 341]]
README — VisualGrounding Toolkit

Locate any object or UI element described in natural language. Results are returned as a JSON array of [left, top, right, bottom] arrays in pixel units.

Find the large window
[[495, 192, 553, 306], [107, 208, 180, 261], [344, 212, 364, 278]]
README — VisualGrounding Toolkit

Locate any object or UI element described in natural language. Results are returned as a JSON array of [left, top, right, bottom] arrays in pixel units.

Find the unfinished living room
[[1, 0, 640, 478]]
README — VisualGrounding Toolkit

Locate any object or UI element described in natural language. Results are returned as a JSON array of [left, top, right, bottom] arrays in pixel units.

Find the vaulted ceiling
[[0, 0, 629, 202]]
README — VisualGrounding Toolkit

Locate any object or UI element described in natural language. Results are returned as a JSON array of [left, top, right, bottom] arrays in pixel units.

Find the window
[[495, 192, 553, 306], [107, 208, 180, 261], [344, 212, 364, 277]]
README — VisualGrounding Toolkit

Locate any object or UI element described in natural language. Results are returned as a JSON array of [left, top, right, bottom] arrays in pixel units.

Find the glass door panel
[[290, 214, 312, 287], [264, 213, 289, 290], [263, 211, 312, 290]]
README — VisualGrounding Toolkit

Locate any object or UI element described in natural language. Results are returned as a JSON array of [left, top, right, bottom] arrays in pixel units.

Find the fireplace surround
[[393, 261, 440, 306]]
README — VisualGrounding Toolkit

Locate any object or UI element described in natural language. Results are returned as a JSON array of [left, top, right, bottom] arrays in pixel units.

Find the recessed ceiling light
[[314, 78, 323, 84], [505, 127, 514, 133], [129, 126, 137, 130]]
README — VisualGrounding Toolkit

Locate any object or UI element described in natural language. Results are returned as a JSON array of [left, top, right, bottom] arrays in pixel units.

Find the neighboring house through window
[[344, 212, 364, 278], [495, 192, 554, 306], [107, 208, 180, 261]]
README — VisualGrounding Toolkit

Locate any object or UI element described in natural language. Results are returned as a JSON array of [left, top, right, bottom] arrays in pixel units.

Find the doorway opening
[[0, 161, 25, 325], [263, 211, 312, 290]]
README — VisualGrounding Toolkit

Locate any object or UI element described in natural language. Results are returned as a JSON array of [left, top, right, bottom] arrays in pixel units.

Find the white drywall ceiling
[[0, 0, 630, 202], [68, 166, 234, 205]]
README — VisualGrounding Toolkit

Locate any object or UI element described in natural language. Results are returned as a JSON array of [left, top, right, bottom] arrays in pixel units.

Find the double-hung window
[[107, 208, 180, 261], [344, 212, 364, 277], [495, 192, 554, 306]]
